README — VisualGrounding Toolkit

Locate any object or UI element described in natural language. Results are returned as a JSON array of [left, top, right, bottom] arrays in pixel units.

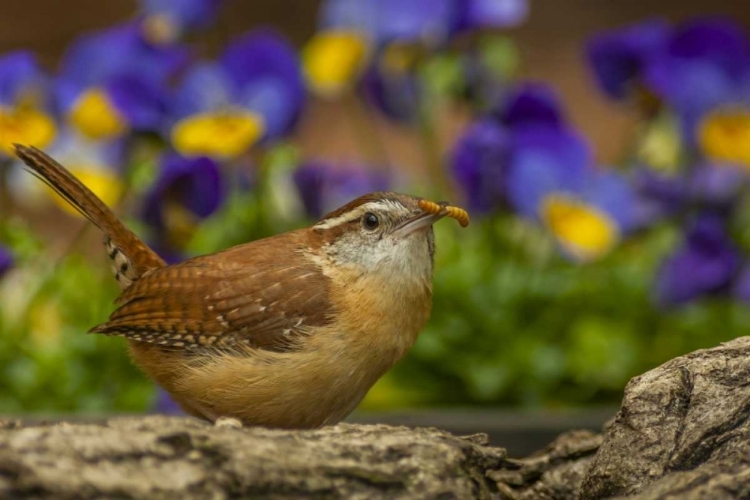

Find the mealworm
[[418, 199, 443, 215], [445, 206, 470, 227], [418, 199, 470, 227]]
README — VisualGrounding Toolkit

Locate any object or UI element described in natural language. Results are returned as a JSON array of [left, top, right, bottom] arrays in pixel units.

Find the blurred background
[[1, 0, 750, 453]]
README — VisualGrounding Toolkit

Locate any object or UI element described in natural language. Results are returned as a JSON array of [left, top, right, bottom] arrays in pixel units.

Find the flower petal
[[587, 19, 669, 99], [656, 213, 741, 306], [170, 62, 237, 120], [221, 30, 305, 139], [141, 0, 222, 32], [688, 163, 746, 209], [505, 124, 592, 216], [455, 0, 529, 32], [60, 22, 189, 87], [320, 0, 456, 46], [0, 51, 47, 107], [540, 193, 619, 261], [450, 119, 510, 213], [0, 245, 13, 277], [142, 154, 226, 230], [303, 30, 369, 95], [498, 83, 563, 129], [171, 111, 264, 159], [0, 108, 56, 155], [293, 162, 390, 219]]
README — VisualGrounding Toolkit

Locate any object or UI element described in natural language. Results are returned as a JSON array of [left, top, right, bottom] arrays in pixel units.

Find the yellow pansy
[[0, 106, 56, 155], [69, 88, 128, 140], [699, 108, 750, 169], [171, 110, 265, 158], [302, 30, 369, 95], [541, 193, 619, 262]]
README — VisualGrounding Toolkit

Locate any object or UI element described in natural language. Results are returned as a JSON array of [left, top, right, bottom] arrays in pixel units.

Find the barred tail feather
[[13, 144, 165, 279]]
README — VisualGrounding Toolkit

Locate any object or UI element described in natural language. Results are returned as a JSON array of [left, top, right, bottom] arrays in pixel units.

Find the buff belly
[[128, 338, 393, 428]]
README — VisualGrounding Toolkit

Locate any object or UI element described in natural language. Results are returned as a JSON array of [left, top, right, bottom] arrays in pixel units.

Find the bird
[[13, 144, 469, 429]]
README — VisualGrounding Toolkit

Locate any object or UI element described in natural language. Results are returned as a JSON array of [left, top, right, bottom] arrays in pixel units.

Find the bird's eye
[[362, 212, 380, 230]]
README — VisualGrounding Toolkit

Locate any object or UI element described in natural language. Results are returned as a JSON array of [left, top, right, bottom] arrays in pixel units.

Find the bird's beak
[[392, 211, 445, 239]]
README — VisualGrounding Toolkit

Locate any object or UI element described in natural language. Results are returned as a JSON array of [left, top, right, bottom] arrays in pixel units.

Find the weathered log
[[3, 337, 750, 499], [0, 417, 510, 499], [580, 337, 750, 499]]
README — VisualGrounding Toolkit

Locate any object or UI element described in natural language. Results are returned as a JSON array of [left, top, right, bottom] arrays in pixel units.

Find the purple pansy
[[630, 168, 687, 226], [587, 19, 669, 100], [589, 18, 750, 141], [171, 30, 305, 142], [142, 154, 226, 231], [506, 135, 634, 234], [0, 51, 47, 107], [360, 63, 422, 123], [320, 0, 528, 46], [732, 267, 750, 304], [169, 62, 236, 119], [140, 0, 223, 32], [497, 83, 564, 129], [319, 0, 456, 47], [687, 164, 747, 210], [221, 30, 306, 140], [452, 83, 594, 215], [55, 22, 189, 133], [0, 245, 13, 278], [631, 163, 747, 228], [450, 119, 510, 213], [644, 19, 750, 138], [452, 80, 637, 260], [454, 0, 529, 32], [330, 1, 529, 122], [293, 162, 390, 219], [59, 23, 188, 86], [656, 214, 741, 306]]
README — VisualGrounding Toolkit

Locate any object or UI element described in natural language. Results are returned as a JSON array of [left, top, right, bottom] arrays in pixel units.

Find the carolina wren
[[14, 145, 469, 429]]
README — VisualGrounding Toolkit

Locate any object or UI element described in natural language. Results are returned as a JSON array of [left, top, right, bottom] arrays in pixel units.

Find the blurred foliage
[[364, 219, 749, 410]]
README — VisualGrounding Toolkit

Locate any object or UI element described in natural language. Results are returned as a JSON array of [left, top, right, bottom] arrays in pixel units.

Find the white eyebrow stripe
[[314, 200, 403, 230]]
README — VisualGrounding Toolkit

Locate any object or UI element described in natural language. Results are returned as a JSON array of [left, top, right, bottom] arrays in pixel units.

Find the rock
[[580, 337, 750, 499]]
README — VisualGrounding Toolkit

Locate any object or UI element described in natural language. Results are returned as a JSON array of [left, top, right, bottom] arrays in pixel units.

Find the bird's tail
[[13, 144, 165, 285]]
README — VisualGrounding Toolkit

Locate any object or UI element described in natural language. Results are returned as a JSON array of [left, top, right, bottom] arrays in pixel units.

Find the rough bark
[[2, 337, 750, 499], [491, 429, 602, 499], [580, 336, 750, 499], [0, 418, 510, 499]]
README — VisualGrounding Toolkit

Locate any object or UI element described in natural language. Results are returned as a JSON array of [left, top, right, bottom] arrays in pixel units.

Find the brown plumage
[[14, 144, 465, 428], [16, 145, 165, 277], [95, 234, 334, 350]]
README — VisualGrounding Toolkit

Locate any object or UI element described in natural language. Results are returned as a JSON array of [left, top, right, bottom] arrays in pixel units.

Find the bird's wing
[[91, 238, 333, 352]]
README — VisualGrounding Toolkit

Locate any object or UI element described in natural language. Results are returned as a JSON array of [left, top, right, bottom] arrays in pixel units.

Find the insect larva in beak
[[445, 206, 470, 227], [418, 199, 443, 215], [418, 199, 470, 227]]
